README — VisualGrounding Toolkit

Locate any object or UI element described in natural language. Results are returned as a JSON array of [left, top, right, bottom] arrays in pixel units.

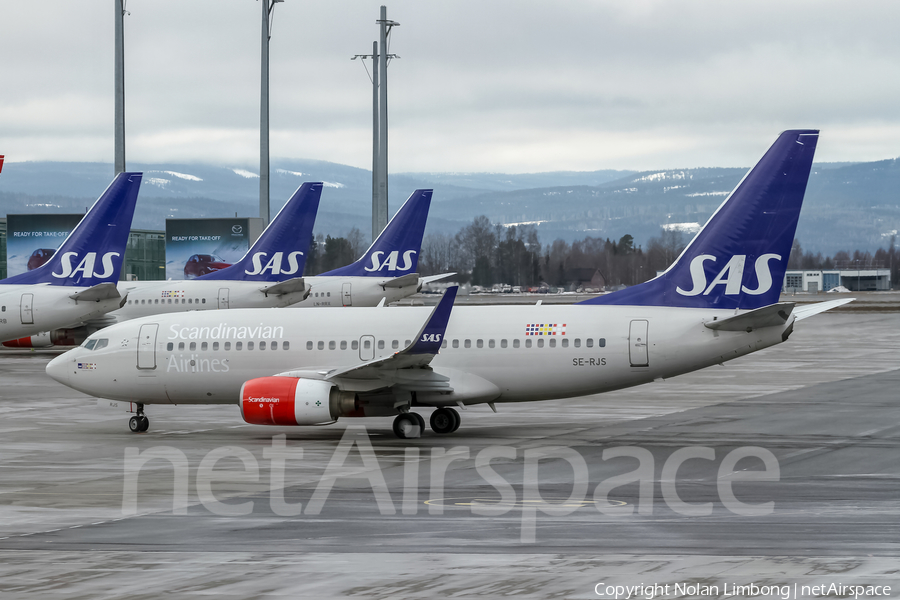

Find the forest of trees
[[304, 217, 899, 291]]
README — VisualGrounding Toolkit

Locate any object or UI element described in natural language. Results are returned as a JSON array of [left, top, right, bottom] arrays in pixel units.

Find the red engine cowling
[[240, 377, 357, 426], [3, 332, 53, 348], [2, 327, 90, 349]]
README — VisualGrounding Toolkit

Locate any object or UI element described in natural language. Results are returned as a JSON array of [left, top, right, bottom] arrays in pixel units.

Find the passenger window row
[[127, 298, 207, 305], [166, 340, 290, 352], [443, 337, 606, 349], [161, 337, 606, 354]]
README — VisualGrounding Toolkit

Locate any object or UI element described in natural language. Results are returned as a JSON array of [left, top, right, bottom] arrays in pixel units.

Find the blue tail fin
[[320, 189, 433, 277], [198, 182, 322, 282], [582, 130, 819, 309], [1, 172, 142, 287]]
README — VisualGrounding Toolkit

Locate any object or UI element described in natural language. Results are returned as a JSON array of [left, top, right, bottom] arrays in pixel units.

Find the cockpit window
[[94, 339, 109, 350], [83, 339, 97, 350]]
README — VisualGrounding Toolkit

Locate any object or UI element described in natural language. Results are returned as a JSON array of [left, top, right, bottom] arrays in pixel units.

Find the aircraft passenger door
[[342, 283, 352, 306], [628, 319, 649, 367], [359, 335, 374, 361], [20, 293, 34, 325], [137, 323, 159, 370], [218, 288, 230, 310]]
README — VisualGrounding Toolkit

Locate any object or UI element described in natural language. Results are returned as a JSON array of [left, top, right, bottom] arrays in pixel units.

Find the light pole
[[114, 0, 128, 175], [260, 0, 284, 227], [352, 7, 399, 242]]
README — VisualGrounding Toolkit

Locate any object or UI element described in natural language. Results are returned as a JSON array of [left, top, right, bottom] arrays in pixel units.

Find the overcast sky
[[3, 1, 900, 173]]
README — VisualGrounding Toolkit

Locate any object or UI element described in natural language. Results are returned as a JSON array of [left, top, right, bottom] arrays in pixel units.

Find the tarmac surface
[[0, 302, 898, 599]]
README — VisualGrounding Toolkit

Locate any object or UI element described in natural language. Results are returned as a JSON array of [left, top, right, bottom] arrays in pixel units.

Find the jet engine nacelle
[[240, 377, 358, 426], [3, 331, 53, 348], [5, 327, 93, 348], [50, 327, 90, 347]]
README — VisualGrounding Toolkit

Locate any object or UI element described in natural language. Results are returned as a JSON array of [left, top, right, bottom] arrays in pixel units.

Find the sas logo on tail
[[52, 252, 120, 279], [420, 333, 442, 343], [676, 253, 780, 297], [364, 250, 416, 273], [245, 251, 304, 276]]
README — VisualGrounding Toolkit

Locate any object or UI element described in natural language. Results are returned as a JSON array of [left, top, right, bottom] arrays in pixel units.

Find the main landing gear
[[430, 407, 460, 434], [390, 407, 461, 439], [128, 403, 150, 433]]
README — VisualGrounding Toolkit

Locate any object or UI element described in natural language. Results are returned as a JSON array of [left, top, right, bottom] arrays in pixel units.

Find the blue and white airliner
[[47, 131, 851, 436], [1, 172, 142, 344]]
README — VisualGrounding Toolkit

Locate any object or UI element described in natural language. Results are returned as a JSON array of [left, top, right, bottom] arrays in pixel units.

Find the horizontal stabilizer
[[381, 273, 419, 289], [69, 282, 122, 302], [793, 298, 855, 321], [421, 272, 456, 284], [260, 277, 306, 297], [704, 302, 794, 332]]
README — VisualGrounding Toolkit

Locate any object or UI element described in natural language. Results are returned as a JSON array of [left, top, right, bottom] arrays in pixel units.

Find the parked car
[[183, 254, 231, 279], [27, 248, 56, 271]]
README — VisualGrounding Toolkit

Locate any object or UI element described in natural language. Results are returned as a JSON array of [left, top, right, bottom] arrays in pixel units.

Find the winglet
[[1, 172, 142, 287], [319, 189, 433, 278], [199, 182, 322, 282], [406, 286, 458, 355]]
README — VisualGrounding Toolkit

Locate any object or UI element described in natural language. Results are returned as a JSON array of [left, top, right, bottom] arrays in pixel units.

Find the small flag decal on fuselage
[[161, 290, 185, 298], [525, 323, 566, 336], [77, 362, 97, 370]]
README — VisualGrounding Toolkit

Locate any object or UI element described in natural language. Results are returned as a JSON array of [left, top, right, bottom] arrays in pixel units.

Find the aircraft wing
[[793, 298, 854, 321], [325, 286, 457, 380]]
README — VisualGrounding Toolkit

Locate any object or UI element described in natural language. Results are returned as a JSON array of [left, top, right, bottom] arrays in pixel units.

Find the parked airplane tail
[[320, 189, 433, 278], [1, 172, 142, 287], [582, 130, 819, 310], [198, 182, 323, 282]]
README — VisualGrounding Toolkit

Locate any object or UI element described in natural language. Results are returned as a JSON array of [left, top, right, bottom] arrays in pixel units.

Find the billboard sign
[[165, 218, 261, 280], [5, 213, 83, 278]]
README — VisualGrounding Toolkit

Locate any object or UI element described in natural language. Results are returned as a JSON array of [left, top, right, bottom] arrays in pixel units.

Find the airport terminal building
[[783, 268, 892, 293]]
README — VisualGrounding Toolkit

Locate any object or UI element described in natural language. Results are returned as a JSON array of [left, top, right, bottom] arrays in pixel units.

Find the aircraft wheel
[[430, 408, 459, 434], [139, 416, 150, 432], [412, 412, 426, 433], [447, 407, 461, 433], [392, 414, 421, 439], [129, 416, 142, 433]]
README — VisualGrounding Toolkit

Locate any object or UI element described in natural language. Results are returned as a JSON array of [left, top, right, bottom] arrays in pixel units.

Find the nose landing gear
[[128, 403, 150, 433]]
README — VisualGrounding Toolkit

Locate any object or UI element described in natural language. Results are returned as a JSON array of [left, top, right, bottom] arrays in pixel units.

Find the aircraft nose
[[46, 352, 72, 386]]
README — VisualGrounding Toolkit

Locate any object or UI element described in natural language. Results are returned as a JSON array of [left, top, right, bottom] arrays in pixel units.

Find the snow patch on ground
[[162, 170, 202, 182], [146, 177, 170, 189], [662, 222, 702, 234]]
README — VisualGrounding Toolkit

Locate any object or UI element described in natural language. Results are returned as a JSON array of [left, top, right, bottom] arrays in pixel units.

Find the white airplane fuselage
[[108, 276, 418, 324], [0, 284, 123, 342], [47, 303, 791, 407]]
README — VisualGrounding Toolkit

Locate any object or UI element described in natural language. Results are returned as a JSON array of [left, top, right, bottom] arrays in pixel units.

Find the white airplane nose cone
[[45, 353, 71, 385]]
